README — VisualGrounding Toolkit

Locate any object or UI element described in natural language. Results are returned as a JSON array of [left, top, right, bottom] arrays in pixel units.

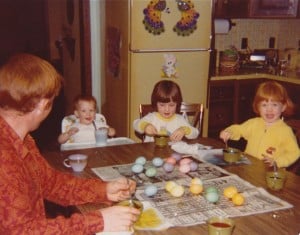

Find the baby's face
[[157, 101, 177, 119], [75, 101, 96, 125]]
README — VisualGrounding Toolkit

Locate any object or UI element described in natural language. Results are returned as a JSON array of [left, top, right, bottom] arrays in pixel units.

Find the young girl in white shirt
[[133, 80, 199, 142]]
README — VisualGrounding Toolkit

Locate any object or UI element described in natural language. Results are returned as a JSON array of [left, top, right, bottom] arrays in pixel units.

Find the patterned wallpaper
[[215, 19, 300, 51]]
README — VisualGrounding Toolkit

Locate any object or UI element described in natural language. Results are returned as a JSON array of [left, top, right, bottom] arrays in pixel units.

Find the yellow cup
[[265, 168, 287, 191], [223, 148, 241, 163], [154, 134, 169, 147], [208, 217, 235, 235]]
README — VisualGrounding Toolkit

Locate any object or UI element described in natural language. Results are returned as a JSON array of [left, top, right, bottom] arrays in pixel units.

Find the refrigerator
[[104, 0, 212, 140]]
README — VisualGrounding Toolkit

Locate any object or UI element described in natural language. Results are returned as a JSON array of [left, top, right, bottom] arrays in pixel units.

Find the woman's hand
[[100, 205, 140, 232], [106, 177, 136, 202]]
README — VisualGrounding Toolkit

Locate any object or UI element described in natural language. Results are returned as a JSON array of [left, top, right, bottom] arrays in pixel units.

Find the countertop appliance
[[104, 0, 212, 139]]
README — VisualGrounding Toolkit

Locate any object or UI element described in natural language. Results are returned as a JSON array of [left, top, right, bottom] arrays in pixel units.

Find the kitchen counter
[[211, 68, 300, 84]]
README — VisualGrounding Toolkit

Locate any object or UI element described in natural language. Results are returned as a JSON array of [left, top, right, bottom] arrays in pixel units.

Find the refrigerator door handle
[[130, 48, 211, 53]]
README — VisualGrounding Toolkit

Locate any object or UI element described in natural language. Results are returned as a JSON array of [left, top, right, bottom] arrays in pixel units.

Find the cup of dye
[[154, 134, 169, 147], [208, 216, 235, 235], [265, 168, 287, 191], [63, 154, 88, 172], [95, 127, 108, 146], [223, 147, 241, 163]]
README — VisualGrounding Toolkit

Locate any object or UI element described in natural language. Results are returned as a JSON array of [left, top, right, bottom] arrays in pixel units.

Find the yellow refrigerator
[[104, 0, 212, 140]]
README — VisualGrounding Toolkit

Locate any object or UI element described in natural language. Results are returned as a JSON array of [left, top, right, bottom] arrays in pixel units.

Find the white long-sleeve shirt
[[133, 112, 199, 142]]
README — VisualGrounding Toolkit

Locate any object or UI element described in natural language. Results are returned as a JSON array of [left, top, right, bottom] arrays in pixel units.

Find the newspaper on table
[[92, 157, 293, 230]]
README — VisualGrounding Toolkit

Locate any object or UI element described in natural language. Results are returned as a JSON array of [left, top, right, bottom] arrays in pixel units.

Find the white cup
[[95, 127, 108, 146], [63, 154, 88, 172]]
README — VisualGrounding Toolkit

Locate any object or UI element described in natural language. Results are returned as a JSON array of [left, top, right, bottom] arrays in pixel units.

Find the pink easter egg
[[179, 164, 191, 173], [179, 158, 192, 166], [165, 157, 177, 165]]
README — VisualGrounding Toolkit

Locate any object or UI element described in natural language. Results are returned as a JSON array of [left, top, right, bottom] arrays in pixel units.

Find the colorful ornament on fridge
[[173, 0, 200, 36], [143, 0, 167, 35], [162, 53, 178, 78]]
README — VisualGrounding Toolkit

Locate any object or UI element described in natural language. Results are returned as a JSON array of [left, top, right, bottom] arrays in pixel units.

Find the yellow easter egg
[[165, 181, 177, 192], [170, 185, 185, 197], [190, 184, 203, 195], [223, 186, 238, 199], [232, 193, 245, 206], [191, 177, 203, 185]]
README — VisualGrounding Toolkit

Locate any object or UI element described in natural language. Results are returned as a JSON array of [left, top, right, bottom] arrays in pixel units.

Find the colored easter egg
[[165, 181, 177, 192], [191, 177, 203, 185], [205, 191, 219, 203], [179, 158, 192, 165], [145, 167, 157, 177], [165, 157, 177, 165], [170, 185, 185, 197], [131, 164, 144, 174], [205, 186, 218, 194], [179, 164, 191, 173], [152, 157, 164, 167], [145, 185, 158, 197], [171, 153, 182, 161], [163, 162, 175, 172], [189, 161, 198, 171], [135, 156, 146, 165], [190, 184, 203, 195]]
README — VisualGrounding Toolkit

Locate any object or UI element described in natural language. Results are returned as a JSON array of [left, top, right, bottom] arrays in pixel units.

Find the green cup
[[265, 168, 287, 191], [208, 217, 235, 235]]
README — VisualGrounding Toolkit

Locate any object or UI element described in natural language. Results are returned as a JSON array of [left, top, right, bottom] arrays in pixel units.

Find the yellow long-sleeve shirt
[[225, 117, 300, 167]]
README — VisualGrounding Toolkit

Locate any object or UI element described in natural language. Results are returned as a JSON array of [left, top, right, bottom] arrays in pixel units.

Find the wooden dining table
[[43, 138, 300, 235]]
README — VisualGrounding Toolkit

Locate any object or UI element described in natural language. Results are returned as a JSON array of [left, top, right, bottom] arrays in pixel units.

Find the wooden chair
[[137, 102, 204, 141]]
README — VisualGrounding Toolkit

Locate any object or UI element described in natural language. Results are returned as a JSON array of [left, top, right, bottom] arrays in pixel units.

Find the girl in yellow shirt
[[220, 81, 300, 168]]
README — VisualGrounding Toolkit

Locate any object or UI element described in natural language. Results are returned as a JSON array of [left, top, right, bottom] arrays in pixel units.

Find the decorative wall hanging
[[161, 53, 178, 78], [143, 0, 167, 35], [173, 0, 199, 36], [107, 27, 121, 78], [143, 0, 199, 36]]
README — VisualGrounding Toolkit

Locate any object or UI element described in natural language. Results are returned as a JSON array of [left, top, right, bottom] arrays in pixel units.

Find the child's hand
[[262, 154, 275, 167], [68, 127, 79, 136], [219, 130, 231, 143], [108, 127, 116, 137], [169, 127, 185, 142], [144, 124, 157, 136]]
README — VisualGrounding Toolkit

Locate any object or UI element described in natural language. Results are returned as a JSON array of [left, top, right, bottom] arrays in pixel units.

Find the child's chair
[[60, 114, 135, 151], [137, 102, 204, 142]]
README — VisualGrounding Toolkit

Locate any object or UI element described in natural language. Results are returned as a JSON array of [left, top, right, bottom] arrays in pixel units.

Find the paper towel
[[214, 19, 230, 34]]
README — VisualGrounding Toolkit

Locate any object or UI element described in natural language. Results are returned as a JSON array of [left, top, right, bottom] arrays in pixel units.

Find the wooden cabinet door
[[208, 80, 235, 138], [214, 0, 249, 18], [237, 78, 264, 123]]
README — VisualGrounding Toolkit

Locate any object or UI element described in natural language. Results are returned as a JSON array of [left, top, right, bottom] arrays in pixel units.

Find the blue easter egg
[[131, 164, 144, 174], [135, 156, 147, 165], [163, 162, 175, 172], [145, 185, 158, 197], [152, 157, 164, 167]]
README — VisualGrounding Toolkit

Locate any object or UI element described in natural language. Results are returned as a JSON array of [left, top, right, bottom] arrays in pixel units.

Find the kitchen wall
[[215, 19, 300, 51]]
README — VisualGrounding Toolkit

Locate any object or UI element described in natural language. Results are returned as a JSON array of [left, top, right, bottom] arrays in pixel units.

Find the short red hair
[[252, 81, 294, 117]]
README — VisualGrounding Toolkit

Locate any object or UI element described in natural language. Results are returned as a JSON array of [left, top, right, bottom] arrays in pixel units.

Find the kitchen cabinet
[[214, 0, 299, 19], [208, 77, 300, 140], [214, 0, 249, 19], [208, 79, 235, 139]]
